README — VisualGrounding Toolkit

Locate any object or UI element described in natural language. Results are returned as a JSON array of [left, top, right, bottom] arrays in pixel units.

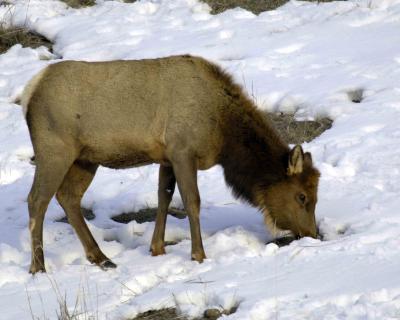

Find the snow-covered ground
[[1, 0, 400, 318]]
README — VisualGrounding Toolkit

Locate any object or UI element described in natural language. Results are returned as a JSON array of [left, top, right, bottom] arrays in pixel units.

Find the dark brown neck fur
[[219, 108, 289, 205], [207, 63, 290, 206]]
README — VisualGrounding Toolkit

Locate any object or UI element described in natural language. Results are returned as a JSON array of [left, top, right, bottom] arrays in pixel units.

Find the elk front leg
[[151, 165, 176, 256], [172, 156, 206, 262]]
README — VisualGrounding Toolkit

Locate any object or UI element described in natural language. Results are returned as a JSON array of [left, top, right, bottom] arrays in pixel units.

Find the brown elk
[[22, 55, 320, 274]]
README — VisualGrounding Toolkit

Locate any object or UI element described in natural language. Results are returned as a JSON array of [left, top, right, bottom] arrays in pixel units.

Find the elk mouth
[[296, 230, 318, 239], [295, 218, 319, 239], [296, 224, 322, 240], [266, 234, 297, 247], [267, 228, 321, 247]]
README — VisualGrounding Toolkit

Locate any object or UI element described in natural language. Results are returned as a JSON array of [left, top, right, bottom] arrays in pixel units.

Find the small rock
[[204, 308, 222, 319]]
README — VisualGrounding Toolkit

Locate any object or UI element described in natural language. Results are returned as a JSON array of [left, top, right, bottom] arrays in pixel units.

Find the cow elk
[[22, 55, 320, 274]]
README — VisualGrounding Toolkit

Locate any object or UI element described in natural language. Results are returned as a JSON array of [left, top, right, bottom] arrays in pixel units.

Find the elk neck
[[218, 98, 290, 206]]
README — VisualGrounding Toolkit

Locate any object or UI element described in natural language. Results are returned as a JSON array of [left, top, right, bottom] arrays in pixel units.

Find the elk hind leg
[[28, 153, 75, 274], [56, 162, 116, 270]]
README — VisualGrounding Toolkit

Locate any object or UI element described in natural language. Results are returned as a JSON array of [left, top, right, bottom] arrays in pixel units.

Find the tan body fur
[[24, 55, 320, 273]]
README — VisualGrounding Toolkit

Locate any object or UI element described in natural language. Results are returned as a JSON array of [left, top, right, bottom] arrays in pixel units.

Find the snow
[[1, 0, 400, 319]]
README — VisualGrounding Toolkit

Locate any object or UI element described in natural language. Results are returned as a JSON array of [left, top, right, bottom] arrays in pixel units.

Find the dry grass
[[59, 0, 96, 8], [202, 0, 347, 14], [0, 26, 52, 53], [130, 306, 237, 320], [26, 271, 100, 320], [267, 112, 332, 145], [56, 208, 96, 223], [131, 309, 185, 320], [202, 0, 287, 14]]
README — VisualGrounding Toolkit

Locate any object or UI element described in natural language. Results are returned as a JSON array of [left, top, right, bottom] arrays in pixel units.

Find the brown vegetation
[[59, 0, 95, 8], [202, 0, 346, 14], [268, 113, 332, 145], [131, 306, 237, 320], [0, 27, 52, 53]]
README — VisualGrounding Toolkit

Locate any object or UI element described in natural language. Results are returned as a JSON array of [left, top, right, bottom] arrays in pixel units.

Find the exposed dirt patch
[[202, 0, 288, 14], [267, 229, 325, 247], [112, 207, 187, 224], [130, 306, 237, 320], [202, 0, 347, 14], [56, 207, 187, 225], [131, 309, 184, 320], [56, 208, 95, 223], [203, 306, 238, 319], [0, 27, 53, 54], [59, 0, 347, 13], [267, 112, 332, 145], [60, 0, 96, 8], [266, 235, 297, 247]]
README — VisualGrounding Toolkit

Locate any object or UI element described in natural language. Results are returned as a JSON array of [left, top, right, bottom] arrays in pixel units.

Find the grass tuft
[[201, 0, 347, 14], [0, 26, 52, 53], [60, 0, 96, 8], [130, 306, 238, 320], [202, 0, 288, 14], [131, 308, 183, 320], [267, 112, 332, 145]]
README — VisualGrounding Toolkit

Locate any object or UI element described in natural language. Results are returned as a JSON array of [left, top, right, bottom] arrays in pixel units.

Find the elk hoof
[[99, 260, 117, 270], [191, 252, 206, 263], [150, 246, 166, 256], [29, 264, 46, 274]]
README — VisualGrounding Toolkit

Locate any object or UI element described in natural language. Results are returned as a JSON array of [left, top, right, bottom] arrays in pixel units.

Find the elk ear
[[287, 145, 304, 175], [304, 152, 313, 167]]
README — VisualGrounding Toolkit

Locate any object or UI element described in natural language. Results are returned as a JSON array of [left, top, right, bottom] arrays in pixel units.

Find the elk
[[22, 55, 320, 274]]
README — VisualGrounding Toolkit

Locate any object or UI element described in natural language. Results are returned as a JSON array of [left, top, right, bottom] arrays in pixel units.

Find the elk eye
[[298, 193, 307, 204]]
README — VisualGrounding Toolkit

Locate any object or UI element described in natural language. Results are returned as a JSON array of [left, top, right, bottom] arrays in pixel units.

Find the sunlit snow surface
[[1, 0, 400, 319]]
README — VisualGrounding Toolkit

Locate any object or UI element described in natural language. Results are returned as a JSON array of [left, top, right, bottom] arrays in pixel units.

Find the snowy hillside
[[1, 0, 400, 319]]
